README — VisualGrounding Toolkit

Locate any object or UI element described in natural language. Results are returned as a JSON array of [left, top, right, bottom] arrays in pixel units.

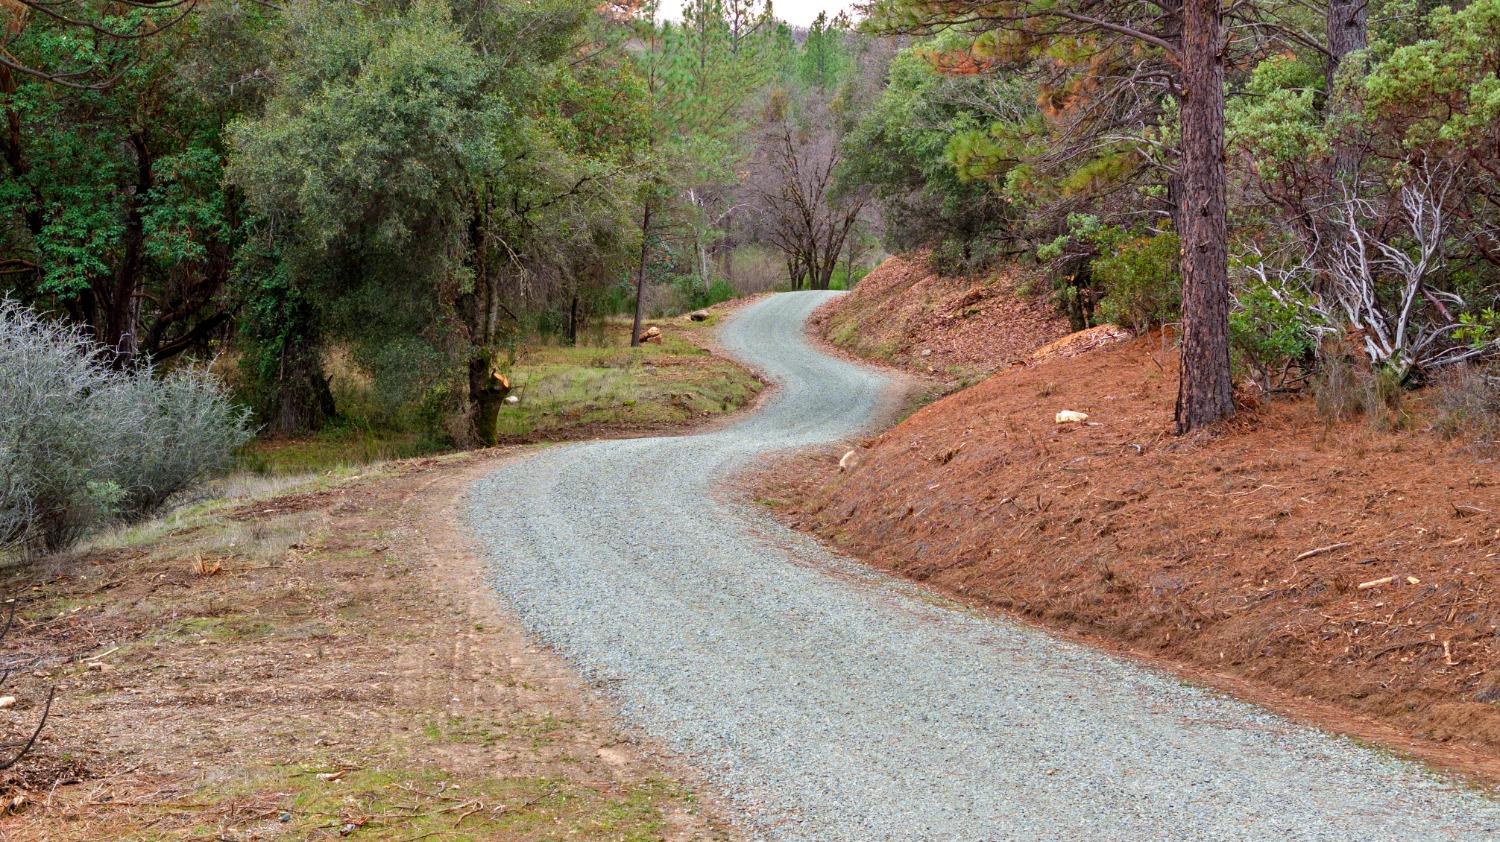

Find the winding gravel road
[[468, 291, 1499, 840]]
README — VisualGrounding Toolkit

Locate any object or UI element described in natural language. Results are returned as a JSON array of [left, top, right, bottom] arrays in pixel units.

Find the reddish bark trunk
[[1174, 0, 1234, 434]]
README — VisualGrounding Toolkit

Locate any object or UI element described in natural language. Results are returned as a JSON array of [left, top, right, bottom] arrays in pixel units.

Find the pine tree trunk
[[1174, 0, 1234, 434], [1325, 0, 1368, 86], [1326, 0, 1368, 180], [632, 201, 652, 348]]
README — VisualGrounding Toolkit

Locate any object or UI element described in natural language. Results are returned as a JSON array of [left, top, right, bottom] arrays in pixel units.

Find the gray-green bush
[[1, 301, 251, 552]]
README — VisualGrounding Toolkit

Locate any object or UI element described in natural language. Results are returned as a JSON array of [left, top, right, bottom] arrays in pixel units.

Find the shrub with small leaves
[[1230, 279, 1328, 394], [1093, 233, 1181, 333], [0, 300, 251, 551]]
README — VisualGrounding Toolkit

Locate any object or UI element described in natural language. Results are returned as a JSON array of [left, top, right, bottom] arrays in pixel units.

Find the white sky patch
[[656, 0, 862, 28]]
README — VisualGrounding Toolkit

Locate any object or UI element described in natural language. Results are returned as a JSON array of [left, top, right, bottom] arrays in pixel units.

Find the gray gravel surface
[[468, 291, 1500, 841]]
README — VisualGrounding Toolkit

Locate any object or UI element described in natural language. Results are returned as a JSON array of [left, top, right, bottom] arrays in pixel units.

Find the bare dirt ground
[[752, 328, 1500, 787], [815, 251, 1071, 386], [0, 452, 734, 840]]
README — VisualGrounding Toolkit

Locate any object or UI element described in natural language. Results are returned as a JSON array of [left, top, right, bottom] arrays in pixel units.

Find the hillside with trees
[[838, 0, 1499, 432], [2, 0, 885, 542], [5, 0, 1500, 830], [758, 0, 1500, 781]]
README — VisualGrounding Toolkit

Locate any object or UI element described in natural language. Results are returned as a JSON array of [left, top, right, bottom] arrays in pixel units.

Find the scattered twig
[[453, 801, 484, 826], [0, 686, 56, 771], [1294, 542, 1351, 562]]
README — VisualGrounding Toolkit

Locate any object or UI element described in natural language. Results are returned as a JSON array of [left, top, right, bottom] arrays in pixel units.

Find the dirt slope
[[815, 253, 1071, 384], [757, 335, 1500, 779]]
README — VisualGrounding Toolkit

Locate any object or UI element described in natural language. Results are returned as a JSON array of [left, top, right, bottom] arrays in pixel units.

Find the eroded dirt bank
[[814, 251, 1071, 385], [755, 328, 1500, 782]]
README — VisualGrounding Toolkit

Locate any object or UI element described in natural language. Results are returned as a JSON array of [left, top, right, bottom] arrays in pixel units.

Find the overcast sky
[[658, 0, 862, 28]]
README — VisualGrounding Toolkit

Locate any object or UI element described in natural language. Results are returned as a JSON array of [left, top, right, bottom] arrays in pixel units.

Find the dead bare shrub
[[1311, 341, 1408, 430], [1431, 365, 1500, 451]]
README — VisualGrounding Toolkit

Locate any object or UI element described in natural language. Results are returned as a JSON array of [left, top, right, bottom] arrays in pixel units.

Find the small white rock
[[505, 395, 520, 404], [0, 696, 15, 709], [838, 449, 858, 471], [1055, 410, 1089, 424]]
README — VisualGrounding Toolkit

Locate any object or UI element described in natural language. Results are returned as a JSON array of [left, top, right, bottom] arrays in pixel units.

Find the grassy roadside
[[0, 310, 756, 838], [238, 313, 761, 475], [0, 454, 731, 839], [493, 318, 758, 442]]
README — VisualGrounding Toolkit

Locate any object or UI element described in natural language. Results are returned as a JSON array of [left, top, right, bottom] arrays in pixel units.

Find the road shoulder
[[0, 452, 735, 839]]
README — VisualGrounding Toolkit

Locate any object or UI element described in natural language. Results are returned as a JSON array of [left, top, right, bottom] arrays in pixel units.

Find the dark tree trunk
[[99, 132, 153, 366], [1326, 0, 1369, 180], [632, 201, 652, 347], [567, 292, 580, 346], [269, 335, 335, 437], [1, 68, 44, 296], [1325, 0, 1368, 87], [1174, 0, 1234, 434]]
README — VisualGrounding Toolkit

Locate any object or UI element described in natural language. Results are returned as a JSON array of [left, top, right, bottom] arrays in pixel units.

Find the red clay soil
[[759, 333, 1500, 776], [816, 253, 1072, 382]]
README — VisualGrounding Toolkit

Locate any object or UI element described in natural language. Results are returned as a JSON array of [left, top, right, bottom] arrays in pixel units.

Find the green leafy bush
[[1094, 233, 1181, 332], [672, 275, 736, 312], [1229, 280, 1327, 393], [1, 301, 251, 551]]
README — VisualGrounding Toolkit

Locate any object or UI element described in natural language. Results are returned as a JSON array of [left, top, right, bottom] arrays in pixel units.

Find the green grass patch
[[495, 334, 760, 439], [422, 713, 578, 750], [159, 764, 687, 841], [235, 321, 757, 470], [153, 614, 276, 644], [236, 427, 451, 476]]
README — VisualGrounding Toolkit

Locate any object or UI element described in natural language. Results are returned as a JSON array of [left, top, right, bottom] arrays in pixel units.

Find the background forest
[[4, 0, 1500, 547], [2, 0, 880, 547]]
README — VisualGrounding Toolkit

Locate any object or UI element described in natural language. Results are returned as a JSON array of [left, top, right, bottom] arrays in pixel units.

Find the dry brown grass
[[0, 454, 730, 839]]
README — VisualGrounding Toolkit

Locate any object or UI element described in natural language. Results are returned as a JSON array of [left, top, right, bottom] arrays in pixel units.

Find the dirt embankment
[[815, 252, 1072, 385], [763, 269, 1500, 782], [0, 455, 732, 839]]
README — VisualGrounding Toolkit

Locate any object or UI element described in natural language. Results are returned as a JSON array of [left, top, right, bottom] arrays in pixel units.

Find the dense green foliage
[[839, 45, 1021, 270], [3, 0, 860, 449], [837, 0, 1500, 399]]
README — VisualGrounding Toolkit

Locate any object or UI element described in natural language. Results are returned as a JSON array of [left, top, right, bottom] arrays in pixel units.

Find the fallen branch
[[1294, 542, 1351, 562], [1357, 575, 1395, 590], [0, 686, 55, 771]]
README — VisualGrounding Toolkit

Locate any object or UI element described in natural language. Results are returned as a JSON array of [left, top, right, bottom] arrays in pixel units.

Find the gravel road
[[468, 291, 1500, 840]]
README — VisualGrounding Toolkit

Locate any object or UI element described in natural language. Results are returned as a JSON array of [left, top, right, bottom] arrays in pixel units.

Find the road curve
[[467, 291, 1498, 840]]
